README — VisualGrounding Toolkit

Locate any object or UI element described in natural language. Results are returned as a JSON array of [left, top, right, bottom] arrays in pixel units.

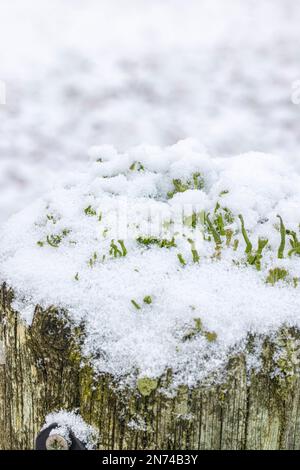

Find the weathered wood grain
[[1, 283, 300, 450]]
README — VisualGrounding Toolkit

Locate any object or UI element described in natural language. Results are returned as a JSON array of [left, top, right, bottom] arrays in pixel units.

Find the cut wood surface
[[1, 283, 300, 450]]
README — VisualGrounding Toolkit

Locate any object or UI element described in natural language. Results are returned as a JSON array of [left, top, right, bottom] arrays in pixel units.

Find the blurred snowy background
[[0, 0, 300, 225]]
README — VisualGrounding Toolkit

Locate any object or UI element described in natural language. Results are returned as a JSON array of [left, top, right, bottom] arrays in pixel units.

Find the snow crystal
[[1, 140, 300, 387]]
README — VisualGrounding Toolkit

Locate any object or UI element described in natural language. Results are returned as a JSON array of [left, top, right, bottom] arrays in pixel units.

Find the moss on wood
[[1, 283, 300, 450]]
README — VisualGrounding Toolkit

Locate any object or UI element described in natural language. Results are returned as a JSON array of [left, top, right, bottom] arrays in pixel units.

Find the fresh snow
[[1, 139, 300, 387]]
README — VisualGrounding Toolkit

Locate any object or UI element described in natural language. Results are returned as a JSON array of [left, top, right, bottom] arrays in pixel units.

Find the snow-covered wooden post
[[1, 142, 300, 450]]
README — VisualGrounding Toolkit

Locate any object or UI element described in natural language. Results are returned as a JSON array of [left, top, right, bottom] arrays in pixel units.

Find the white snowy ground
[[1, 0, 300, 224]]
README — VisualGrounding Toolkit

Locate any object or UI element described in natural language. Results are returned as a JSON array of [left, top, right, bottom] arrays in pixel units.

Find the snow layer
[[1, 140, 300, 387], [1, 0, 300, 224]]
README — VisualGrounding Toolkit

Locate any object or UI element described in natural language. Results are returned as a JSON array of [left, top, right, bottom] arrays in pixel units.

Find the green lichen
[[213, 210, 226, 237], [266, 267, 289, 286], [168, 179, 188, 198], [204, 331, 218, 342], [247, 238, 268, 271], [131, 299, 141, 310], [88, 252, 98, 268], [143, 296, 152, 305], [110, 240, 127, 258], [277, 215, 286, 259], [183, 211, 205, 229], [187, 239, 200, 263], [163, 219, 174, 230], [182, 317, 217, 343], [238, 214, 252, 254], [118, 240, 127, 257], [233, 239, 239, 251], [204, 204, 235, 246], [130, 161, 145, 172], [160, 238, 177, 249], [137, 377, 158, 397], [193, 318, 202, 332], [286, 229, 300, 257], [137, 236, 176, 249], [238, 215, 269, 270], [167, 172, 204, 199], [205, 213, 222, 246], [192, 172, 204, 189], [44, 229, 71, 248], [225, 229, 233, 247], [46, 235, 62, 248], [46, 214, 57, 224], [84, 205, 97, 217], [182, 318, 203, 341], [183, 212, 197, 229], [177, 253, 187, 266], [223, 207, 234, 225]]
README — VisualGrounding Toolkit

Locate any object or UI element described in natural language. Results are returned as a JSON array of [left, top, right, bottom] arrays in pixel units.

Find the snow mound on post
[[1, 139, 300, 387]]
